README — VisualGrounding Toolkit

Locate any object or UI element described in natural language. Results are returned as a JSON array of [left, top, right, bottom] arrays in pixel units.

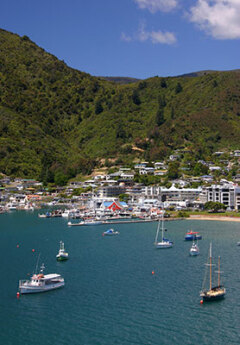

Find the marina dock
[[68, 218, 180, 226]]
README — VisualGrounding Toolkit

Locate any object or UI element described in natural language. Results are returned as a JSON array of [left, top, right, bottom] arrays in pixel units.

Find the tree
[[54, 171, 68, 186], [158, 94, 166, 108], [175, 82, 182, 94], [168, 161, 180, 179], [193, 162, 209, 176], [171, 107, 175, 120], [119, 193, 129, 202], [95, 99, 103, 114], [132, 90, 141, 105], [116, 122, 126, 139], [160, 79, 167, 88], [204, 201, 226, 212], [156, 108, 165, 126]]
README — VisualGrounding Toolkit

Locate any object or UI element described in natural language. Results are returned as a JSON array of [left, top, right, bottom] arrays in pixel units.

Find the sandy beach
[[188, 215, 240, 222]]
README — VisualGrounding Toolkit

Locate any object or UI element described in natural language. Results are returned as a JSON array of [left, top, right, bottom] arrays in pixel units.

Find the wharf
[[68, 218, 180, 226]]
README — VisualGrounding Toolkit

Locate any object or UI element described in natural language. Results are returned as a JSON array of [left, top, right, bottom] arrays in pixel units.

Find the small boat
[[19, 263, 64, 294], [38, 212, 51, 218], [103, 228, 119, 236], [154, 211, 173, 249], [189, 241, 199, 256], [68, 219, 104, 226], [185, 230, 202, 241], [56, 241, 69, 261], [200, 242, 226, 302]]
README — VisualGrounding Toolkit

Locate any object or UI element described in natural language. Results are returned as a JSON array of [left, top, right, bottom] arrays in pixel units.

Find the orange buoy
[[152, 270, 155, 275], [200, 300, 203, 304], [16, 292, 20, 298]]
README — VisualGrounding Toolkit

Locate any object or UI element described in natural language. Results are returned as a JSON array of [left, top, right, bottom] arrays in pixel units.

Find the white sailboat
[[154, 211, 173, 249], [189, 240, 200, 256]]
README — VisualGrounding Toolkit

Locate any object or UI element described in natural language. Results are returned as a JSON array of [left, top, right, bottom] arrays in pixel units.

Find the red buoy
[[32, 249, 35, 252], [16, 292, 20, 298], [200, 300, 203, 304], [152, 270, 155, 275], [17, 244, 19, 248]]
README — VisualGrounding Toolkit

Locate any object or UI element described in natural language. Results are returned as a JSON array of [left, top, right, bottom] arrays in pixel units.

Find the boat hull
[[19, 281, 65, 294], [200, 287, 226, 301], [201, 293, 225, 301], [190, 251, 199, 256], [155, 242, 173, 249], [56, 255, 68, 261], [185, 235, 202, 241]]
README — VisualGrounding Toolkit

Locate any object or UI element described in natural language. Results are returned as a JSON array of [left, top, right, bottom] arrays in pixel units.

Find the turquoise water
[[0, 211, 240, 345]]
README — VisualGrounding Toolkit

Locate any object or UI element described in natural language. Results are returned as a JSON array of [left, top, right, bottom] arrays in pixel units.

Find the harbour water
[[0, 211, 239, 345]]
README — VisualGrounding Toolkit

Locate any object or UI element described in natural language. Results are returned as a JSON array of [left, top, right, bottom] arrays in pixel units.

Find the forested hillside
[[1, 28, 240, 182]]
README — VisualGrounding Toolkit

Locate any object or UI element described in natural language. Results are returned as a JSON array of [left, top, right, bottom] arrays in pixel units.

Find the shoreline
[[188, 215, 240, 222]]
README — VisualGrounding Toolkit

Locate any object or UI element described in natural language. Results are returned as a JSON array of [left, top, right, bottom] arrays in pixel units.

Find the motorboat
[[68, 219, 104, 226], [185, 230, 202, 241], [189, 241, 200, 256], [56, 241, 69, 261], [19, 264, 64, 294], [102, 229, 119, 236]]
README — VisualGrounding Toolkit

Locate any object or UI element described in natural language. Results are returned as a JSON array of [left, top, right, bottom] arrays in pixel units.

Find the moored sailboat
[[189, 240, 199, 256], [200, 242, 226, 302], [154, 211, 173, 249]]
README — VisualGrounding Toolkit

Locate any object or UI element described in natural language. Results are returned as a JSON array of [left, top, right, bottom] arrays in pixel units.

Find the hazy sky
[[1, 0, 240, 79]]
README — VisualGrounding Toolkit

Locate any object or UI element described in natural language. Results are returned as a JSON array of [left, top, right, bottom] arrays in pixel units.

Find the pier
[[68, 218, 180, 226]]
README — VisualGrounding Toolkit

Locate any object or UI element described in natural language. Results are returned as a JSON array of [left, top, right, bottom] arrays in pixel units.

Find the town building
[[202, 183, 240, 210]]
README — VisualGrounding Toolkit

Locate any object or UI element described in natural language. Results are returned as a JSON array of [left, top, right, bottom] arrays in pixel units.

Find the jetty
[[67, 218, 180, 226]]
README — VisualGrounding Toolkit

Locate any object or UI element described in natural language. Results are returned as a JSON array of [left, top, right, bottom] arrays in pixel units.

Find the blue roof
[[103, 201, 127, 207]]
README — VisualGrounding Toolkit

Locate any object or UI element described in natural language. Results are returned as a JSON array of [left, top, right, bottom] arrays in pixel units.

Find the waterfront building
[[144, 185, 202, 204], [203, 183, 240, 210]]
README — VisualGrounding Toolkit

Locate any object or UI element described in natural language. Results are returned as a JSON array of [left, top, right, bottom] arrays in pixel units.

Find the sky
[[1, 0, 240, 79]]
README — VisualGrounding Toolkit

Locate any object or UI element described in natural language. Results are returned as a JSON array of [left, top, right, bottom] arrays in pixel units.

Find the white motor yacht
[[19, 264, 64, 294]]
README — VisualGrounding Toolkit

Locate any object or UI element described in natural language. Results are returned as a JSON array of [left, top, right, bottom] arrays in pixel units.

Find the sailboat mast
[[209, 242, 212, 290], [162, 211, 164, 241], [155, 219, 160, 244], [218, 256, 220, 287]]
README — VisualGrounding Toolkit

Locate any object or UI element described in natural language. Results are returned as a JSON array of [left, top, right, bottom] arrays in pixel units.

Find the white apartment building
[[203, 183, 240, 210]]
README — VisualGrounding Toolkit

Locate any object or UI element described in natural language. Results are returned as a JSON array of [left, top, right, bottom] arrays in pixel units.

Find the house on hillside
[[139, 167, 155, 175]]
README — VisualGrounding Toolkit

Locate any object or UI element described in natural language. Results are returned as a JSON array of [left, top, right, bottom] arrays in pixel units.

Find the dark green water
[[0, 211, 239, 345]]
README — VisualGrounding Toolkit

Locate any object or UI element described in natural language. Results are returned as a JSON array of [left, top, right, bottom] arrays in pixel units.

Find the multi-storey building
[[203, 183, 240, 210]]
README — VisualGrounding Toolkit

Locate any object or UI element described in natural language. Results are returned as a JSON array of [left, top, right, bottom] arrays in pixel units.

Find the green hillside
[[1, 28, 240, 182]]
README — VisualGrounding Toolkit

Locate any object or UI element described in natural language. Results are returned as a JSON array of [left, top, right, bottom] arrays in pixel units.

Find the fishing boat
[[19, 263, 64, 294], [185, 230, 202, 241], [102, 228, 119, 236], [200, 243, 226, 302], [189, 241, 199, 256], [56, 241, 69, 261], [154, 212, 173, 249]]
